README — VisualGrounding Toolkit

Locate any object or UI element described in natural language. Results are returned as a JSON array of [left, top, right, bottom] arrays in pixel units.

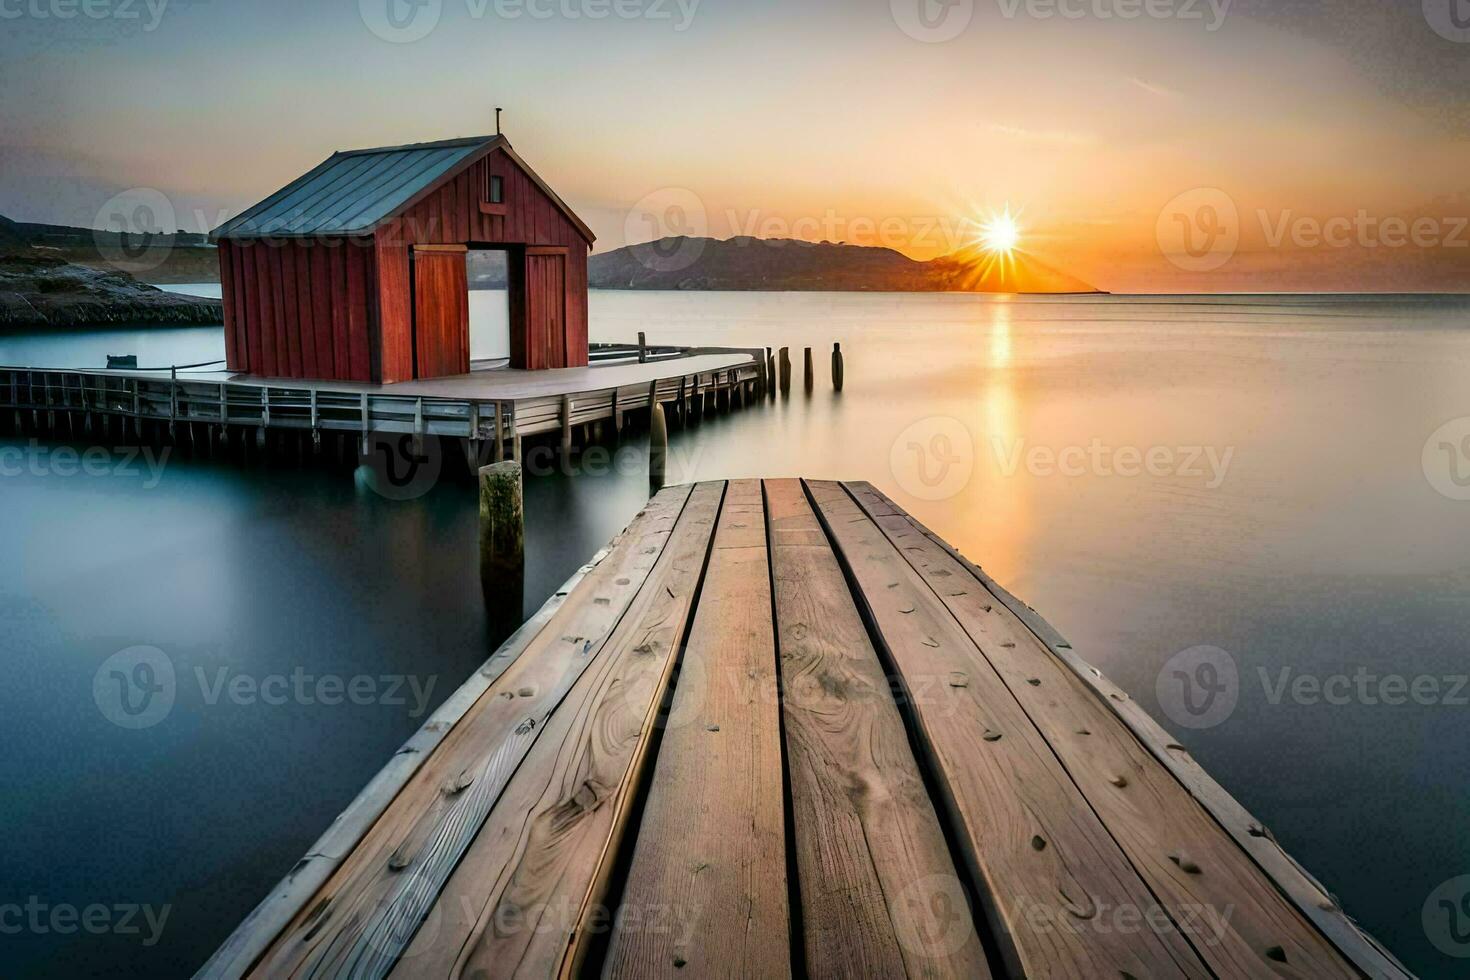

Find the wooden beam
[[393, 483, 726, 979], [244, 486, 699, 978], [604, 479, 789, 979], [197, 535, 630, 979], [843, 481, 1413, 980], [764, 479, 992, 979], [804, 479, 1208, 978], [836, 481, 1357, 977]]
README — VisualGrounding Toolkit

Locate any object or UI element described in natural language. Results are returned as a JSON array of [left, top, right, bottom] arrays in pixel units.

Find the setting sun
[[980, 208, 1021, 254]]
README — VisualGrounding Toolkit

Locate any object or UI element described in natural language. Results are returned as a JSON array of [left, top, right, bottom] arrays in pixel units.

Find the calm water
[[3, 290, 1470, 975]]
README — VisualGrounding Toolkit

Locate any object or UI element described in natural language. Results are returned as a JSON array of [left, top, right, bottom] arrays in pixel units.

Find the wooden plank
[[329, 244, 351, 381], [252, 244, 277, 377], [196, 540, 622, 980], [846, 482, 1413, 980], [309, 245, 336, 381], [219, 240, 240, 371], [803, 479, 1208, 979], [764, 479, 992, 980], [835, 482, 1356, 977], [294, 244, 319, 379], [245, 486, 698, 978], [391, 483, 726, 979], [604, 479, 789, 980]]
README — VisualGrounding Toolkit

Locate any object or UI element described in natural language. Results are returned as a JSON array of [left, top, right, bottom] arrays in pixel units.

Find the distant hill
[[589, 236, 1103, 293], [0, 214, 26, 254]]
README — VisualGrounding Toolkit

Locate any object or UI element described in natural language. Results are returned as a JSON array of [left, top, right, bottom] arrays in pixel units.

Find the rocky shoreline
[[0, 252, 223, 329]]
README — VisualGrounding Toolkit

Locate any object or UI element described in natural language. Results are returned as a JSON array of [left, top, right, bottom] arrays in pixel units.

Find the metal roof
[[211, 136, 498, 240]]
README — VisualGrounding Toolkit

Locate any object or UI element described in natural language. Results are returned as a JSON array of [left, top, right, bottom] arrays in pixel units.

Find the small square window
[[488, 175, 504, 205]]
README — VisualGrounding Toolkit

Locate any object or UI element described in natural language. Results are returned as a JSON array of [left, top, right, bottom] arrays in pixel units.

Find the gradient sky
[[2, 0, 1467, 291]]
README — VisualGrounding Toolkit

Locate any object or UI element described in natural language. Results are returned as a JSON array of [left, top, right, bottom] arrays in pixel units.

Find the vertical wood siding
[[217, 145, 591, 381]]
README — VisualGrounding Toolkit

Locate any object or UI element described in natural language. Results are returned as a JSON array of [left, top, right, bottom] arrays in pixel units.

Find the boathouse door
[[523, 248, 567, 371], [411, 245, 470, 379]]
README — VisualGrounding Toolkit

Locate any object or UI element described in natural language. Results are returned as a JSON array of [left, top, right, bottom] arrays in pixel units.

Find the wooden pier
[[199, 480, 1407, 979], [0, 342, 768, 462]]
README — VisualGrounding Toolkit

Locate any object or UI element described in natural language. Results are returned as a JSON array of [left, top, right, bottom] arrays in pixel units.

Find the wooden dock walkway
[[200, 480, 1409, 979]]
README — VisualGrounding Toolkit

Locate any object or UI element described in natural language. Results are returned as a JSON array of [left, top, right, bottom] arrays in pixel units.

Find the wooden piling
[[478, 460, 525, 609], [560, 395, 573, 457], [832, 342, 845, 392], [778, 348, 791, 395], [803, 347, 814, 392], [638, 331, 648, 364], [649, 402, 668, 494]]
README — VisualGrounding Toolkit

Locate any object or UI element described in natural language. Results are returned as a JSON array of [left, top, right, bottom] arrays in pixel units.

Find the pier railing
[[0, 343, 770, 461]]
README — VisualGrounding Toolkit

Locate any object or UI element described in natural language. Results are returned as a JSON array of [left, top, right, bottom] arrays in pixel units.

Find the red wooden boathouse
[[210, 135, 594, 383]]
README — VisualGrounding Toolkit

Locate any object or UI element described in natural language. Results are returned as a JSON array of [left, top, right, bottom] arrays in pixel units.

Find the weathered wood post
[[638, 331, 648, 364], [649, 402, 668, 494], [778, 348, 791, 395], [803, 347, 814, 392], [832, 342, 845, 392], [767, 350, 777, 399], [559, 395, 573, 458], [479, 460, 525, 612]]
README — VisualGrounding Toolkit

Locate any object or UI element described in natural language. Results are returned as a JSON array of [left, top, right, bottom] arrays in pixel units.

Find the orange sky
[[1, 0, 1467, 291]]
